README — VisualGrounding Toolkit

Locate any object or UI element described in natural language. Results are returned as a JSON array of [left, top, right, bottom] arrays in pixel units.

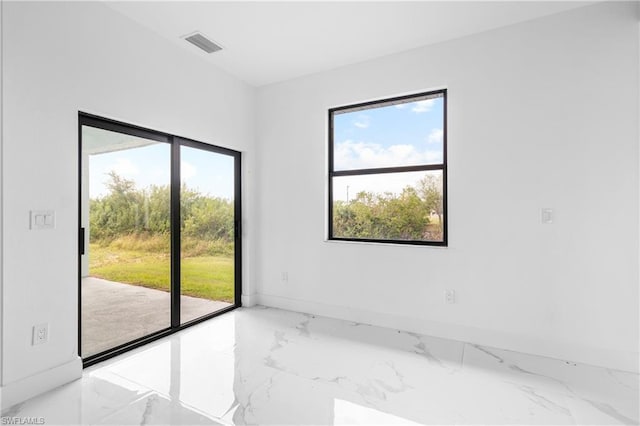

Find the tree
[[90, 172, 145, 239], [332, 173, 444, 241], [183, 195, 233, 242], [417, 174, 444, 238], [89, 172, 235, 248], [378, 187, 429, 240]]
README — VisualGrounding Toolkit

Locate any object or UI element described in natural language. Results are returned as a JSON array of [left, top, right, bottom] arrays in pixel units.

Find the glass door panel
[[180, 145, 235, 324], [81, 125, 171, 358]]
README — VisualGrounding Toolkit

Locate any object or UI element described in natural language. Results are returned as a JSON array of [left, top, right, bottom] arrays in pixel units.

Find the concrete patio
[[81, 277, 232, 357]]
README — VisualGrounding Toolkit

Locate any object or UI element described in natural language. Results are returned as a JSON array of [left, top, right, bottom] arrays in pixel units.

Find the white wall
[[0, 0, 5, 390], [1, 1, 255, 407], [255, 1, 640, 372]]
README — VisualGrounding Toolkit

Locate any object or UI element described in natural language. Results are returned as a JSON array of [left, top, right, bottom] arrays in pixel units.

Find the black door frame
[[78, 112, 242, 367]]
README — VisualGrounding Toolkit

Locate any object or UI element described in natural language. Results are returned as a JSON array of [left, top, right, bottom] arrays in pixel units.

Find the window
[[328, 89, 447, 246]]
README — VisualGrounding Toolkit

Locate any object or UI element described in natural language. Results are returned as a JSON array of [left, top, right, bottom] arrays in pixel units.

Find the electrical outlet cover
[[33, 323, 49, 345], [445, 290, 456, 304]]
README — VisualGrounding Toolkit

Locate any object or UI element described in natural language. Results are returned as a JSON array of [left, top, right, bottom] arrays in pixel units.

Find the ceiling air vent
[[184, 32, 222, 54]]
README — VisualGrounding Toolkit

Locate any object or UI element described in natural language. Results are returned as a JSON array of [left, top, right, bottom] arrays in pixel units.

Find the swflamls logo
[[1, 417, 45, 425]]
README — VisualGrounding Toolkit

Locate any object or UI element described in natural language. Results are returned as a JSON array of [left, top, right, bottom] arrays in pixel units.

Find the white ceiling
[[107, 1, 593, 87]]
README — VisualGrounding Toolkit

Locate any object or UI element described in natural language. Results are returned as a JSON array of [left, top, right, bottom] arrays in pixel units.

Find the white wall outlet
[[281, 271, 289, 282], [32, 323, 49, 345], [541, 208, 554, 224], [30, 210, 55, 230], [445, 289, 456, 304]]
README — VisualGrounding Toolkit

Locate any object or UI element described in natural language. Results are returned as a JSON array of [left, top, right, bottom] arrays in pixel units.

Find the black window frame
[[328, 89, 448, 247]]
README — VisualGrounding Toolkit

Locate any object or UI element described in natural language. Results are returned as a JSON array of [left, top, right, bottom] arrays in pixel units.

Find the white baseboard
[[241, 293, 257, 307], [256, 293, 639, 373], [0, 357, 82, 411]]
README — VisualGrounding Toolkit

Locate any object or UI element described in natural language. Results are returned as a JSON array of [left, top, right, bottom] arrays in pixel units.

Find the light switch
[[30, 210, 55, 230], [541, 208, 554, 224]]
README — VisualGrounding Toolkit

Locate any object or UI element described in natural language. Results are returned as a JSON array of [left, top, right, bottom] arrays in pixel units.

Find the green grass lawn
[[89, 244, 234, 303]]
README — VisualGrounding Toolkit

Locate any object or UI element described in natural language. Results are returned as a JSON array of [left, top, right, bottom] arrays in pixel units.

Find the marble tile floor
[[2, 306, 638, 425]]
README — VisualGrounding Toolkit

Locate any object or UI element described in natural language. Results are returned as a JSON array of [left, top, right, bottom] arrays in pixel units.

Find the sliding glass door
[[80, 125, 171, 358], [79, 114, 241, 363], [179, 145, 237, 324]]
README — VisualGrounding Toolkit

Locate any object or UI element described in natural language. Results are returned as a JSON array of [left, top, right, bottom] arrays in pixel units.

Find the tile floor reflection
[[2, 306, 638, 425]]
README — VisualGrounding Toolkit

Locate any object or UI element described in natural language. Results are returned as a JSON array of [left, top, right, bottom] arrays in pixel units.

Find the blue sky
[[88, 95, 442, 202], [332, 96, 444, 201], [89, 143, 235, 200]]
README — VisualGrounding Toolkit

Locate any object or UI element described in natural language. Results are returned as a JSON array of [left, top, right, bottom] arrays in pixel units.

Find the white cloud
[[394, 104, 407, 109], [181, 160, 197, 181], [353, 115, 370, 129], [411, 99, 435, 113], [335, 140, 442, 171], [427, 128, 443, 144], [111, 157, 139, 177]]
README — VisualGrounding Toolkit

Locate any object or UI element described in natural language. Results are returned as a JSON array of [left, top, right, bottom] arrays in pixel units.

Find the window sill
[[324, 238, 448, 248]]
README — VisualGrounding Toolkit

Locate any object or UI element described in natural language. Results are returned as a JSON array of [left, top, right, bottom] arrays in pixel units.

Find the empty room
[[0, 1, 638, 424]]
